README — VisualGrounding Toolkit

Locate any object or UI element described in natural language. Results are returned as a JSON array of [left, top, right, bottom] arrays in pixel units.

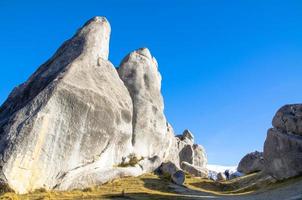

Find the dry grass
[[0, 174, 188, 200], [185, 172, 275, 195], [1, 173, 301, 200]]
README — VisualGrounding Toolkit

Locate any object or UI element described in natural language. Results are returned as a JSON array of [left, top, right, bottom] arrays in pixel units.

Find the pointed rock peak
[[0, 16, 111, 118], [136, 48, 152, 59], [181, 129, 194, 144], [120, 47, 158, 69], [86, 16, 109, 24], [80, 16, 110, 33], [183, 129, 194, 140], [76, 16, 111, 60]]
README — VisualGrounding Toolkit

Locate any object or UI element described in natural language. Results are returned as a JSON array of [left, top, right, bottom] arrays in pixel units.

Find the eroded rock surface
[[0, 17, 135, 193], [264, 104, 302, 180], [272, 104, 302, 136], [118, 49, 208, 177], [118, 48, 168, 158], [237, 151, 264, 174]]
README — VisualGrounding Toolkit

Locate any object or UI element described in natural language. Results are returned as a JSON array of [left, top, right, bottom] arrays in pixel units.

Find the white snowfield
[[207, 164, 237, 173], [207, 164, 240, 180]]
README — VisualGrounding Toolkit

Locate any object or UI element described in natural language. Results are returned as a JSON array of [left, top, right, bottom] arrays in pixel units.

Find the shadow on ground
[[103, 177, 217, 200]]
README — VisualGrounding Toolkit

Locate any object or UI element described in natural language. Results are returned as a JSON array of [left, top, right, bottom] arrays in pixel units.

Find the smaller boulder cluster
[[158, 129, 208, 185], [236, 104, 302, 181]]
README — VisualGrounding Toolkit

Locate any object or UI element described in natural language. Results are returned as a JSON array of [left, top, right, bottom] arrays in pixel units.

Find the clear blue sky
[[0, 0, 302, 165]]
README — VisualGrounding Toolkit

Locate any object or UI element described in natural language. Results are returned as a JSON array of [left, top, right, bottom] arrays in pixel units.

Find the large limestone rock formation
[[237, 151, 264, 174], [0, 17, 135, 193], [0, 17, 208, 193], [177, 130, 207, 168], [263, 104, 302, 180], [117, 48, 169, 158], [117, 49, 208, 173]]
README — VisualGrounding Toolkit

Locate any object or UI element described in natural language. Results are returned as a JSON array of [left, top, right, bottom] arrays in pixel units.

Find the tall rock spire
[[76, 16, 111, 60], [118, 48, 168, 158], [0, 17, 132, 193]]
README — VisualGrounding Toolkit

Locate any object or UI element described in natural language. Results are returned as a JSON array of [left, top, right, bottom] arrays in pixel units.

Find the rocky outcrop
[[179, 145, 194, 165], [174, 130, 207, 168], [272, 104, 302, 135], [0, 17, 208, 193], [237, 151, 264, 174], [264, 104, 302, 180]]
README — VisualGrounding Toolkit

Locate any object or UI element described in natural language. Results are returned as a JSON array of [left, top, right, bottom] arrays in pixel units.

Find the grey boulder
[[263, 104, 302, 180], [174, 129, 207, 169], [237, 151, 264, 174], [172, 170, 186, 185], [158, 161, 185, 185], [264, 128, 302, 180]]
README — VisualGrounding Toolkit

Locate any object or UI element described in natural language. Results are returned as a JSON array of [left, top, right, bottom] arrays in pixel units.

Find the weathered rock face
[[263, 104, 302, 180], [118, 48, 168, 158], [237, 151, 264, 174], [0, 17, 135, 193], [171, 170, 186, 185], [193, 144, 207, 169], [272, 104, 302, 136], [179, 145, 194, 165], [0, 16, 208, 193], [118, 51, 208, 173]]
